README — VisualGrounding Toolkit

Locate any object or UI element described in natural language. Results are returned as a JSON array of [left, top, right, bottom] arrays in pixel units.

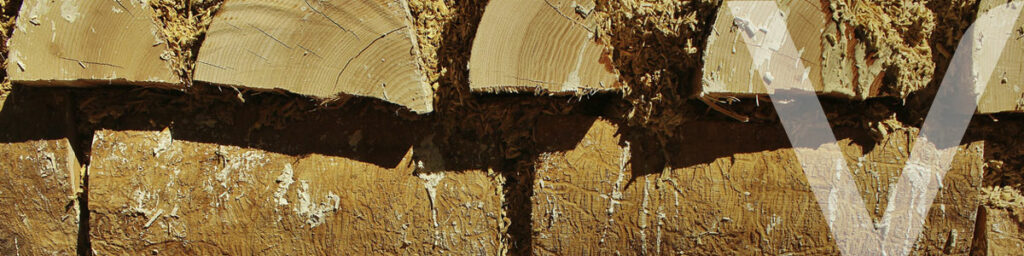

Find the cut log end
[[468, 0, 620, 95], [6, 0, 180, 87], [193, 0, 433, 114]]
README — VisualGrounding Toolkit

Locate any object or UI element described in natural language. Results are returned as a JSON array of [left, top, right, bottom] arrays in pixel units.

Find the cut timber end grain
[[976, 0, 1024, 114], [468, 0, 619, 94], [6, 0, 180, 87], [194, 0, 433, 114], [701, 0, 885, 99]]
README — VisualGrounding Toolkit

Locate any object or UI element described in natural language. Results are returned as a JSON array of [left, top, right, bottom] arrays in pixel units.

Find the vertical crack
[[66, 90, 92, 256], [500, 163, 534, 255], [75, 167, 91, 256], [969, 205, 989, 255]]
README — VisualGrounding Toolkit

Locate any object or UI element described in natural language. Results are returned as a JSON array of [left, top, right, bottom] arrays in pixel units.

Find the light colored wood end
[[194, 0, 433, 113], [701, 0, 885, 99], [468, 0, 619, 95], [6, 0, 180, 87]]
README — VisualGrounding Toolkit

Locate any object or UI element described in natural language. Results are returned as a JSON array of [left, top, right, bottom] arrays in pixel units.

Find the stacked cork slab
[[194, 0, 433, 113], [6, 0, 179, 87], [468, 0, 620, 94]]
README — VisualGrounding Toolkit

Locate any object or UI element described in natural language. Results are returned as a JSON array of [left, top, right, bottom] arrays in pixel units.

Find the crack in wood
[[57, 57, 124, 69], [297, 44, 324, 59], [303, 0, 361, 41], [332, 26, 408, 88], [246, 49, 269, 62], [112, 0, 134, 17], [249, 24, 292, 49], [542, 0, 595, 33], [510, 76, 559, 86], [198, 61, 234, 70]]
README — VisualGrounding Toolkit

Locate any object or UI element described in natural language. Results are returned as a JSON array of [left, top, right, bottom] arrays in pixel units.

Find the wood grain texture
[[701, 0, 885, 99], [468, 0, 620, 94], [6, 0, 180, 87], [88, 129, 502, 254], [532, 119, 983, 255], [0, 139, 80, 255], [194, 0, 433, 113], [0, 91, 80, 255]]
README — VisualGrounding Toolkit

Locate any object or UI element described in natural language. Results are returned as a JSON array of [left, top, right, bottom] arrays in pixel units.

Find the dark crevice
[[500, 164, 534, 255], [76, 167, 91, 256], [69, 90, 93, 256], [970, 205, 988, 255]]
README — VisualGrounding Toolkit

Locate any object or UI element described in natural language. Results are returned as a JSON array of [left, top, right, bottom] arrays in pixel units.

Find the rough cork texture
[[89, 129, 503, 254], [148, 0, 224, 85], [0, 0, 19, 100], [194, 0, 434, 113], [531, 118, 984, 255], [468, 0, 621, 94], [822, 0, 939, 98], [595, 0, 718, 134], [6, 0, 180, 87]]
